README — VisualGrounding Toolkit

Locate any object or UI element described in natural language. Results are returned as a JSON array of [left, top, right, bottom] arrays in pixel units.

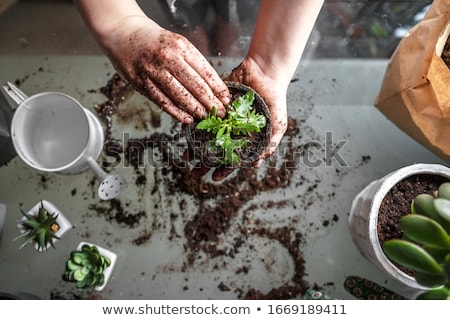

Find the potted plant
[[383, 182, 450, 299], [348, 163, 450, 297], [184, 82, 271, 168], [63, 242, 117, 291], [14, 200, 72, 251]]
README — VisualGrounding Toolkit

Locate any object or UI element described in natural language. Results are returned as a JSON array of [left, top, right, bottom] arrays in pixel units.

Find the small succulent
[[383, 182, 450, 299], [15, 200, 60, 251], [64, 244, 111, 290]]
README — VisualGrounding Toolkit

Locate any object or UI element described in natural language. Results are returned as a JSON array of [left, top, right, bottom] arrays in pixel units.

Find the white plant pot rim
[[349, 163, 450, 293], [17, 200, 72, 252], [76, 241, 117, 291]]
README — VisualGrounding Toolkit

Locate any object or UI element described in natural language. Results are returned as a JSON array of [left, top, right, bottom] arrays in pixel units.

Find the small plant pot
[[72, 242, 117, 291], [184, 82, 272, 168], [16, 200, 72, 252], [348, 163, 450, 296]]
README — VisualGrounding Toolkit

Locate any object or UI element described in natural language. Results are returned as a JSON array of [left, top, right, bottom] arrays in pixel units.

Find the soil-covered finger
[[151, 70, 209, 120], [169, 63, 227, 117], [143, 78, 194, 123], [184, 55, 230, 106]]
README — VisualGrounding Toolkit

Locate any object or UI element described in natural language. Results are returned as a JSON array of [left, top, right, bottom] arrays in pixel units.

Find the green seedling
[[196, 90, 266, 165]]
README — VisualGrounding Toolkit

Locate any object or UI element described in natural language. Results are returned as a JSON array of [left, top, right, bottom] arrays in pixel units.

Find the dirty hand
[[225, 58, 288, 166], [101, 16, 230, 124], [189, 57, 288, 182]]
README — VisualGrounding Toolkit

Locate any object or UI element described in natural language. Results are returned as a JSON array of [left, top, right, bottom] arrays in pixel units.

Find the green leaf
[[413, 194, 438, 217], [73, 269, 86, 281], [416, 287, 450, 300], [444, 254, 450, 282], [195, 88, 266, 165], [400, 215, 450, 249], [232, 91, 254, 116], [438, 182, 450, 201], [434, 198, 450, 223], [414, 271, 446, 288], [383, 239, 443, 275], [67, 259, 80, 271], [71, 252, 85, 264], [424, 246, 450, 264], [413, 194, 450, 233]]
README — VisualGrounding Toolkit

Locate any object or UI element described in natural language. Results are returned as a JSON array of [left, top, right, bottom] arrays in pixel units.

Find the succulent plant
[[383, 182, 450, 299], [64, 244, 111, 290], [15, 200, 60, 251]]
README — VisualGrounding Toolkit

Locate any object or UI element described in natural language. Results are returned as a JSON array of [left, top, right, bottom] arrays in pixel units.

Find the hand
[[101, 15, 230, 124], [190, 56, 288, 182], [225, 57, 288, 166]]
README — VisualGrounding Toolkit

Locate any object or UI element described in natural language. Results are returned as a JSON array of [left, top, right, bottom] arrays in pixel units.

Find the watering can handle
[[2, 81, 28, 105]]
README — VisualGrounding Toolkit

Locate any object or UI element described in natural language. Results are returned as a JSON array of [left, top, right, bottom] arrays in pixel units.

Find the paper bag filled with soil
[[375, 0, 450, 163]]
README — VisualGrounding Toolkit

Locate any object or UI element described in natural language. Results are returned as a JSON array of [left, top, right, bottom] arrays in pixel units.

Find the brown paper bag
[[375, 0, 450, 163]]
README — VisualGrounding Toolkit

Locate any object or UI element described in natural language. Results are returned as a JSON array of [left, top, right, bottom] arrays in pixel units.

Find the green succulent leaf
[[66, 259, 80, 271], [438, 182, 450, 201], [444, 254, 450, 282], [434, 198, 450, 223], [383, 239, 443, 275], [76, 277, 88, 289], [64, 244, 111, 290], [414, 270, 446, 288], [424, 246, 450, 265], [399, 215, 450, 249], [413, 193, 450, 233], [73, 269, 86, 281], [416, 287, 450, 300], [71, 252, 84, 264], [413, 194, 438, 217], [15, 202, 60, 251]]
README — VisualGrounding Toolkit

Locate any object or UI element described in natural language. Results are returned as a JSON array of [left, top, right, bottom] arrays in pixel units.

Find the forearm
[[74, 0, 158, 45], [248, 0, 324, 88]]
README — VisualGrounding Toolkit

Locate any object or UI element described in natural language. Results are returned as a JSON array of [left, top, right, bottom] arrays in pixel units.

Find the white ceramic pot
[[16, 200, 72, 252], [348, 163, 450, 293], [10, 92, 104, 175], [76, 242, 117, 291]]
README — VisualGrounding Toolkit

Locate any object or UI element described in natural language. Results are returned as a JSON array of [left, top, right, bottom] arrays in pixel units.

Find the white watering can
[[2, 82, 126, 200]]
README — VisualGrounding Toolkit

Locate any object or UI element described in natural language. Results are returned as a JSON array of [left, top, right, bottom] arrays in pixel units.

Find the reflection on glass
[[158, 0, 261, 57]]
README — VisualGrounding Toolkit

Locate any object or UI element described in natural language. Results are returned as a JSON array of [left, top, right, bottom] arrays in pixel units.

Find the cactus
[[383, 182, 450, 299], [64, 244, 111, 290]]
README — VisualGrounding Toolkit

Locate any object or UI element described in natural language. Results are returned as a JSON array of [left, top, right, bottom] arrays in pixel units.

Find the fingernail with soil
[[184, 117, 193, 124], [222, 96, 231, 105], [216, 109, 225, 118]]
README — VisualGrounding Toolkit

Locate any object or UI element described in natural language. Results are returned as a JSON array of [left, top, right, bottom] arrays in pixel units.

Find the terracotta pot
[[348, 163, 450, 297], [184, 82, 271, 168]]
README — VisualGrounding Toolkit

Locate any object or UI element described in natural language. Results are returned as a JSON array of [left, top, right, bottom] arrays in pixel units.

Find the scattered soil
[[83, 72, 342, 300], [377, 173, 450, 275]]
